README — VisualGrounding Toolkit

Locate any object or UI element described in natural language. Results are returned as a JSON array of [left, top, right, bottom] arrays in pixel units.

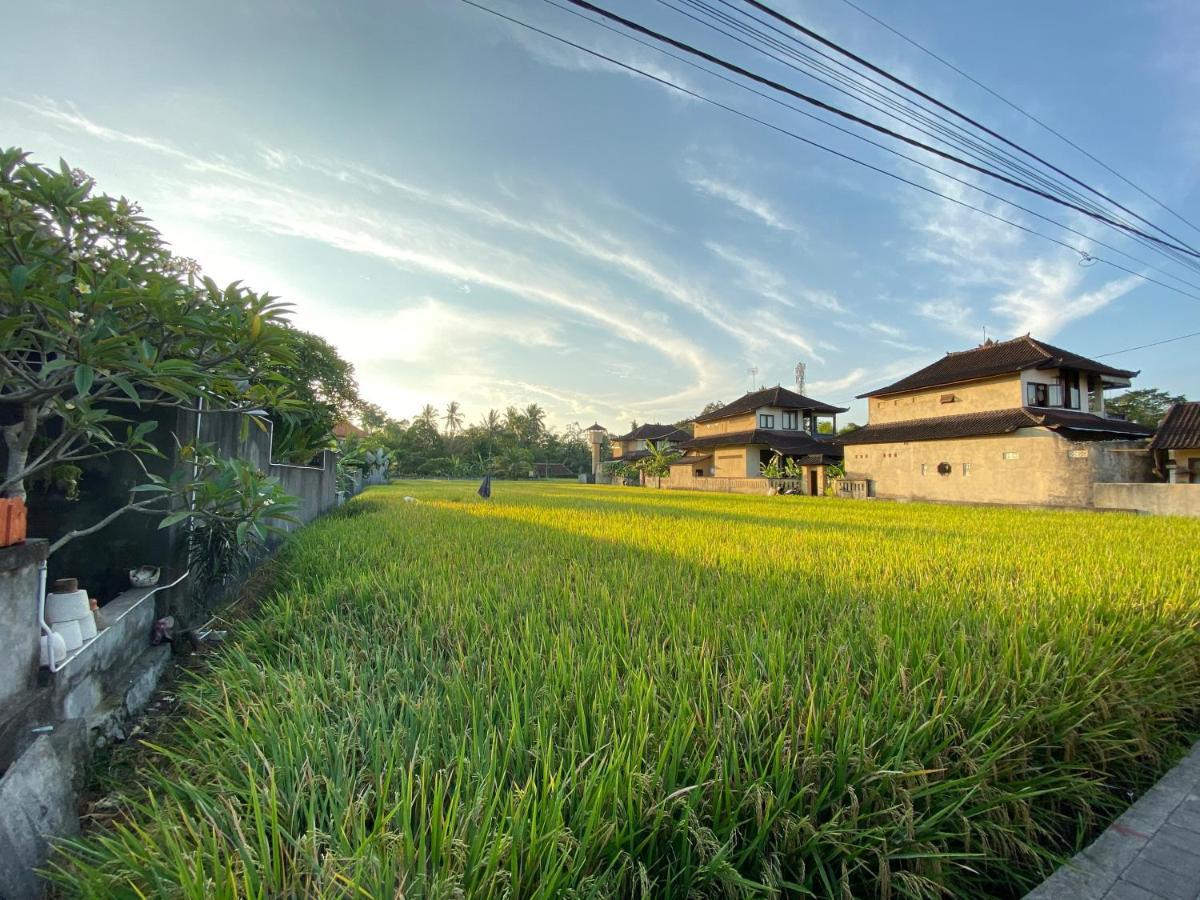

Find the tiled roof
[[1149, 402, 1200, 450], [857, 336, 1139, 398], [612, 423, 690, 442], [693, 386, 848, 423], [840, 407, 1154, 445], [681, 428, 843, 458]]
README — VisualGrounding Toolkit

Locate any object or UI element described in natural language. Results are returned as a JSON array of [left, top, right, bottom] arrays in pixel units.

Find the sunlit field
[[53, 482, 1200, 898]]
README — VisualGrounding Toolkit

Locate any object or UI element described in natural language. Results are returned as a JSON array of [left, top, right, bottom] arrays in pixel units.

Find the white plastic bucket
[[77, 613, 98, 641], [52, 618, 83, 652], [45, 588, 91, 623], [39, 633, 67, 667]]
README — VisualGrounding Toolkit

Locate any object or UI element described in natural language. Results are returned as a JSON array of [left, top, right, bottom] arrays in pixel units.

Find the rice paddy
[[53, 482, 1200, 898]]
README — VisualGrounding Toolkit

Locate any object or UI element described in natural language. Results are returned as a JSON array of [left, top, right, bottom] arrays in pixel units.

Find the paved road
[[1027, 740, 1200, 899]]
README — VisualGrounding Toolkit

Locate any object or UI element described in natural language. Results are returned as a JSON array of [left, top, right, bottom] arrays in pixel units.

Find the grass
[[51, 482, 1200, 898]]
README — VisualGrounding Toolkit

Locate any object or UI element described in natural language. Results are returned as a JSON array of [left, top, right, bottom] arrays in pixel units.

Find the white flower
[[68, 311, 85, 322]]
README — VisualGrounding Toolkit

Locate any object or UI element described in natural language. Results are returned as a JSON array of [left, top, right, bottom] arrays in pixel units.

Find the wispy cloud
[[905, 170, 1140, 340], [688, 174, 806, 239]]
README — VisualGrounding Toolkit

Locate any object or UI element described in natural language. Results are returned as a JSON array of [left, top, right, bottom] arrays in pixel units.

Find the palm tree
[[443, 401, 464, 438], [479, 408, 502, 436], [417, 404, 440, 431], [523, 403, 546, 443], [504, 406, 525, 441]]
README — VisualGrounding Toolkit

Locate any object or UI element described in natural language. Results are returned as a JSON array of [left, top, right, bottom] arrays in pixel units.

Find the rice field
[[53, 482, 1200, 898]]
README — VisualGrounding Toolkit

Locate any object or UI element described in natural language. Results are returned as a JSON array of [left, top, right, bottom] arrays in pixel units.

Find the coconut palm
[[443, 401, 464, 438], [417, 404, 439, 431]]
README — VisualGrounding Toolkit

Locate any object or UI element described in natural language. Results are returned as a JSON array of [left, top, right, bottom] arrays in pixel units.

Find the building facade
[[1149, 402, 1200, 484], [840, 336, 1156, 506], [665, 386, 846, 495]]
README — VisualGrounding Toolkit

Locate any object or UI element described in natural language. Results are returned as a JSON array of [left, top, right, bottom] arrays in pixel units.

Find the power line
[[692, 0, 1200, 276], [737, 0, 1200, 257], [663, 0, 1200, 276], [561, 0, 1200, 261], [461, 0, 1200, 306], [541, 0, 1200, 295], [832, 0, 1200, 238], [1096, 330, 1200, 358]]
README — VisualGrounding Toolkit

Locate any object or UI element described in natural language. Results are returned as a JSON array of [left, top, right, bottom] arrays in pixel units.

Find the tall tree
[[443, 400, 464, 438], [416, 403, 439, 431], [1107, 388, 1187, 428]]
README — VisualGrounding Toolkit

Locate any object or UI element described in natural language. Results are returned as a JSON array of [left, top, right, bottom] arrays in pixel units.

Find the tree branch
[[48, 496, 168, 555]]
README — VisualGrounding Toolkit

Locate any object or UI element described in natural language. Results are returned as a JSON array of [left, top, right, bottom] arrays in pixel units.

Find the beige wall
[[711, 445, 761, 478], [844, 430, 1153, 506], [694, 412, 757, 437], [1094, 483, 1200, 517], [868, 375, 1023, 424]]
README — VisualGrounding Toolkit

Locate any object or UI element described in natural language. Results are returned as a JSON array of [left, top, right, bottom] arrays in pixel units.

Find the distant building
[[609, 423, 691, 464], [666, 386, 847, 495], [332, 419, 367, 440], [840, 335, 1155, 506], [1149, 402, 1200, 484]]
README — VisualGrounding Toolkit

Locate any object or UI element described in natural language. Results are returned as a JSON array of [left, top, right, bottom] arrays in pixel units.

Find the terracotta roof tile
[[858, 336, 1138, 398], [694, 386, 848, 423], [1149, 402, 1200, 450], [840, 407, 1153, 444]]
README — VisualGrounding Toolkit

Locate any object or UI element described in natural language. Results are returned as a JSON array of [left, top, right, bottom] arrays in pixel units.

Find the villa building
[[840, 335, 1156, 506], [1149, 402, 1200, 484], [609, 423, 691, 464], [665, 386, 847, 495]]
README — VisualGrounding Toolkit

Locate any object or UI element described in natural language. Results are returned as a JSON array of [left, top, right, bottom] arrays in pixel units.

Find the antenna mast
[[748, 366, 759, 390]]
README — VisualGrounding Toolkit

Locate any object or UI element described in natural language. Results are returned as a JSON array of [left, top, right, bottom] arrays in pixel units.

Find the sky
[[3, 0, 1198, 429]]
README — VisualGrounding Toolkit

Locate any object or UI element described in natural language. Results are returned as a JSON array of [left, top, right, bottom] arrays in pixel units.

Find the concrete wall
[[844, 430, 1154, 507], [661, 473, 775, 495], [868, 375, 1023, 424], [0, 541, 45, 718], [1094, 483, 1200, 517], [195, 410, 338, 541]]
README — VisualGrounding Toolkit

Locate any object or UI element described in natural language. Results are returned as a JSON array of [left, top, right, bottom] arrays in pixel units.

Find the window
[[920, 463, 928, 476], [1003, 451, 1019, 460], [936, 462, 952, 476], [1068, 448, 1089, 459], [962, 462, 971, 476], [1027, 382, 1050, 407], [783, 410, 798, 430], [940, 393, 957, 404], [759, 413, 775, 428]]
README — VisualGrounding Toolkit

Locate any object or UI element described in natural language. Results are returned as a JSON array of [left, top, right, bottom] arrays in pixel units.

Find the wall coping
[[0, 539, 48, 576]]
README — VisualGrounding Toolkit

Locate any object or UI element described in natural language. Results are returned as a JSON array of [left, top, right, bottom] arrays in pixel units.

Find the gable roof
[[857, 336, 1139, 399], [1149, 402, 1200, 450], [681, 428, 843, 459], [693, 386, 848, 423], [612, 423, 690, 442], [840, 406, 1154, 445]]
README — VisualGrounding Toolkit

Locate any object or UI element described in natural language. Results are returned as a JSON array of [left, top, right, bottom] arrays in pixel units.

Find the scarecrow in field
[[478, 472, 492, 500]]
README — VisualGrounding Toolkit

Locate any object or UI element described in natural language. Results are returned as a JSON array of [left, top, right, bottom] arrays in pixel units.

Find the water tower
[[585, 423, 607, 479]]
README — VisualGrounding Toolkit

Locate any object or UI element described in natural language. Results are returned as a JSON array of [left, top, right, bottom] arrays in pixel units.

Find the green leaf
[[157, 510, 192, 529], [74, 364, 95, 397], [9, 264, 28, 294]]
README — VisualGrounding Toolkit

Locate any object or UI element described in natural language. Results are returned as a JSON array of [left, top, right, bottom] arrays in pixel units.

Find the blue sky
[[4, 0, 1198, 428]]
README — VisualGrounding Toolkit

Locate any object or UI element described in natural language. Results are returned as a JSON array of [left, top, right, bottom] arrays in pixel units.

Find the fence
[[836, 478, 872, 499]]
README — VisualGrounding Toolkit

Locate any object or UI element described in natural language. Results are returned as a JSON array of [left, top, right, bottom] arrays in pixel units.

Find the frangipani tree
[[0, 148, 300, 550]]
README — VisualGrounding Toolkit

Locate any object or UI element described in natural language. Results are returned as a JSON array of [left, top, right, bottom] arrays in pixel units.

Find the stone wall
[[1094, 483, 1200, 517], [843, 430, 1154, 507]]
